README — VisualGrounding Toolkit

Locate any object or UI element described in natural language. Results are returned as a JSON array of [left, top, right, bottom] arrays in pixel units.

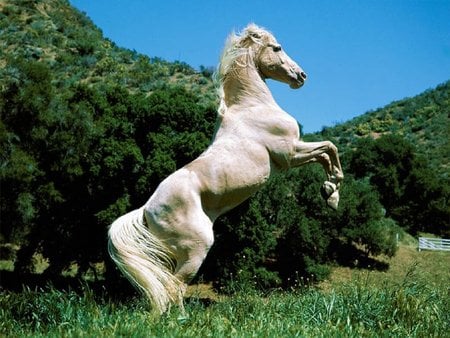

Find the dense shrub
[[348, 134, 450, 236], [1, 70, 216, 277]]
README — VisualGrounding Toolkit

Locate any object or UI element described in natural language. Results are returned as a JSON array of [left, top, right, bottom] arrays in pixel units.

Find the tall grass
[[1, 267, 448, 337]]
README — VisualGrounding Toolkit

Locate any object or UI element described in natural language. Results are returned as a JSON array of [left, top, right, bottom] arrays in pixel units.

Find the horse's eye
[[272, 45, 282, 52]]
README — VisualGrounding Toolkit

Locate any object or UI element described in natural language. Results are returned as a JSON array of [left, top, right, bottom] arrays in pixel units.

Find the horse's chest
[[260, 115, 299, 168], [213, 139, 272, 186]]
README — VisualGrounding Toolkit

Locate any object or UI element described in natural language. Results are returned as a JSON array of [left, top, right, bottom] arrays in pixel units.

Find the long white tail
[[108, 207, 184, 313]]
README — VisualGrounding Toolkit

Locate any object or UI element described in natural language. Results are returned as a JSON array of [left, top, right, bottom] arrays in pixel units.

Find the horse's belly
[[188, 144, 271, 218], [201, 181, 265, 219]]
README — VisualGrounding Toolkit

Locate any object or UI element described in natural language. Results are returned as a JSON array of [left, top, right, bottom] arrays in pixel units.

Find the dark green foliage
[[348, 134, 450, 236], [1, 54, 215, 277], [350, 134, 415, 210], [202, 196, 281, 291], [402, 163, 450, 236]]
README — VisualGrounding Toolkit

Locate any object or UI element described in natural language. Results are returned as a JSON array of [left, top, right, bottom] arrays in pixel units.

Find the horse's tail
[[108, 207, 183, 313]]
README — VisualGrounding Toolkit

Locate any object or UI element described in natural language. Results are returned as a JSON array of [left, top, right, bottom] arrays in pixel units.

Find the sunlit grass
[[1, 239, 448, 337], [1, 266, 448, 337]]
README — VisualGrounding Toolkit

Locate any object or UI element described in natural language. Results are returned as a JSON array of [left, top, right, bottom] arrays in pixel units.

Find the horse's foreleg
[[300, 153, 333, 179], [290, 140, 344, 209], [290, 140, 343, 181]]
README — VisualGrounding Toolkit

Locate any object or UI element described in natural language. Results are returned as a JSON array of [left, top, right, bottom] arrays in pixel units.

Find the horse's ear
[[247, 31, 264, 47], [239, 25, 264, 47]]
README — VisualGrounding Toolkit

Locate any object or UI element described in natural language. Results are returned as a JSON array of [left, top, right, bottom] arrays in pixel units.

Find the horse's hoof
[[320, 181, 336, 200], [327, 191, 339, 210], [320, 181, 339, 210]]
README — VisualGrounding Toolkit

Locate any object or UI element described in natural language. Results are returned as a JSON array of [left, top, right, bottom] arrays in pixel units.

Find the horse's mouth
[[289, 72, 306, 89], [290, 78, 304, 89]]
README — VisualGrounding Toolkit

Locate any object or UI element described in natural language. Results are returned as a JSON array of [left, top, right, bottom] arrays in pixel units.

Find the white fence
[[418, 237, 450, 252]]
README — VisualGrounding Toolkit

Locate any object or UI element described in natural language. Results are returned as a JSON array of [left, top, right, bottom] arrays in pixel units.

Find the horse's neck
[[222, 65, 277, 109], [213, 59, 290, 142]]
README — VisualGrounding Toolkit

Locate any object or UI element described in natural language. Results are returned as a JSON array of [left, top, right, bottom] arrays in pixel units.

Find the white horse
[[108, 23, 343, 314]]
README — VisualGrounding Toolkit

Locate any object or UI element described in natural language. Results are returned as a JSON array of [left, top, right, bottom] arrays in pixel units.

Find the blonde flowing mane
[[214, 24, 275, 117]]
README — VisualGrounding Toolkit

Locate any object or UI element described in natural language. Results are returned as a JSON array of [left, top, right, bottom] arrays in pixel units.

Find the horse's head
[[240, 24, 307, 89]]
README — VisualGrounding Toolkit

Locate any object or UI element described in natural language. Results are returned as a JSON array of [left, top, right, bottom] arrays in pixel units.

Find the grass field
[[1, 237, 449, 337]]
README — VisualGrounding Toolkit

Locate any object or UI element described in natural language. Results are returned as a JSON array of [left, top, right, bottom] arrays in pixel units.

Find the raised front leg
[[289, 140, 344, 209]]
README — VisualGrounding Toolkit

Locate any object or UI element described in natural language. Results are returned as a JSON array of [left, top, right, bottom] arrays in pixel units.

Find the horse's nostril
[[300, 72, 307, 80]]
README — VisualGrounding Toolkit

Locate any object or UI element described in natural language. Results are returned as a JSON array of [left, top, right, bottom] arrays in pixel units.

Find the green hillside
[[0, 0, 215, 101], [1, 0, 448, 292], [320, 81, 450, 176]]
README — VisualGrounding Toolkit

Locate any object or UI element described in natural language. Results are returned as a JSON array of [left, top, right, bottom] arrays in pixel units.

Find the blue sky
[[70, 0, 450, 133]]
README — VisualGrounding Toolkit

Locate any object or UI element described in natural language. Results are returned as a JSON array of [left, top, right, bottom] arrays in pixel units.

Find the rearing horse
[[108, 23, 343, 313]]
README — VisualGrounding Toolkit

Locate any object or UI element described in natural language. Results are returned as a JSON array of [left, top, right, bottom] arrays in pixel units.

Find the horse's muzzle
[[289, 69, 307, 88]]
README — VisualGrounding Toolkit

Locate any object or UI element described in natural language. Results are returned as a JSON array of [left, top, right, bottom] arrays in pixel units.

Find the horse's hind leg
[[143, 204, 214, 316], [172, 215, 214, 285], [170, 214, 214, 318]]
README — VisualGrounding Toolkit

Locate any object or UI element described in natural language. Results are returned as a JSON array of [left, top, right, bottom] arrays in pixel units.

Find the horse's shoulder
[[255, 109, 299, 138], [214, 106, 299, 142]]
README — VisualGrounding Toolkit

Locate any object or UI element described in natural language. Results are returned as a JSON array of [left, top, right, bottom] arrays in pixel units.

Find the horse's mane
[[214, 23, 274, 117]]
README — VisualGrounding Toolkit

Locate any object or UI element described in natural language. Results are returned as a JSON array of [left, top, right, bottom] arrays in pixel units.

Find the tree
[[3, 78, 217, 279], [348, 134, 450, 236]]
